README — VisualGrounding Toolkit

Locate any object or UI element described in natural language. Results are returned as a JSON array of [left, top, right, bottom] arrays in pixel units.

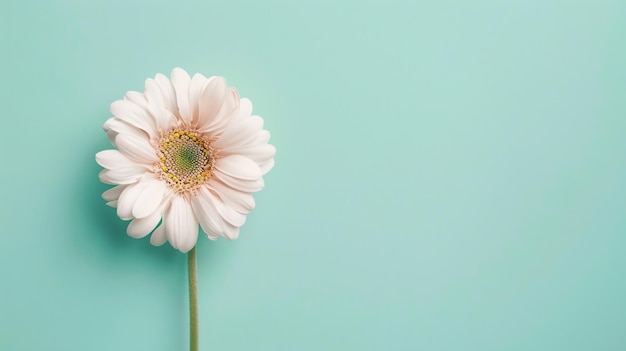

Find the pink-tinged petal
[[103, 117, 147, 146], [103, 117, 122, 146], [102, 117, 121, 132], [127, 209, 162, 238], [99, 167, 147, 185], [235, 98, 253, 120], [96, 150, 136, 170], [191, 187, 224, 240], [218, 127, 271, 152], [196, 76, 226, 130], [256, 130, 271, 144], [258, 158, 275, 175], [213, 116, 263, 149], [209, 179, 255, 213], [199, 87, 239, 134], [144, 78, 174, 131], [171, 68, 192, 123], [115, 133, 158, 164], [102, 184, 127, 201], [164, 196, 198, 253], [150, 224, 167, 246], [110, 100, 156, 136], [188, 73, 208, 126], [106, 200, 118, 208], [155, 108, 179, 132], [117, 181, 150, 220], [213, 169, 264, 193], [105, 130, 118, 147], [123, 90, 146, 105], [132, 178, 168, 219], [206, 190, 246, 227], [220, 144, 276, 165], [126, 89, 176, 132], [144, 79, 165, 107], [123, 91, 152, 119], [154, 74, 177, 115], [223, 222, 240, 240], [215, 155, 261, 180]]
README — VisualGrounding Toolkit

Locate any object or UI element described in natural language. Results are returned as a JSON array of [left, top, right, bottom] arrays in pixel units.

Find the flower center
[[157, 130, 215, 194]]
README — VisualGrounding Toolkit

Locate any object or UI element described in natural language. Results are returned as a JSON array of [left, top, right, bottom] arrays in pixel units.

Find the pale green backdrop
[[1, 0, 625, 350]]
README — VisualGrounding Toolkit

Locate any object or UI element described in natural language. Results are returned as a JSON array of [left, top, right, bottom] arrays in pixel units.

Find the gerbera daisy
[[96, 68, 275, 253]]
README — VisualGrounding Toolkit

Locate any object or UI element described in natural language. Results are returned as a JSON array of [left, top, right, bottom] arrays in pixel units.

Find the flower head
[[96, 68, 275, 252]]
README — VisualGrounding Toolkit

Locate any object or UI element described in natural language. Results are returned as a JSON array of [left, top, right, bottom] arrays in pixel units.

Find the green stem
[[188, 246, 198, 351]]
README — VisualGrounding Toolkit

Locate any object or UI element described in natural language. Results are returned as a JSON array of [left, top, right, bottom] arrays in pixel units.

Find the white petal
[[235, 98, 253, 120], [154, 74, 178, 115], [117, 181, 149, 220], [103, 117, 123, 147], [258, 158, 275, 175], [191, 187, 224, 240], [256, 130, 271, 144], [223, 222, 240, 240], [224, 130, 272, 151], [105, 130, 118, 147], [215, 155, 262, 180], [144, 78, 171, 131], [171, 68, 192, 123], [123, 91, 152, 119], [115, 133, 158, 164], [150, 224, 167, 246], [96, 150, 136, 170], [206, 189, 246, 227], [213, 116, 263, 149], [214, 169, 264, 193], [221, 144, 276, 165], [103, 117, 118, 132], [164, 196, 199, 253], [144, 79, 164, 107], [103, 117, 147, 146], [188, 73, 208, 126], [126, 89, 176, 132], [196, 76, 226, 130], [102, 184, 126, 201], [124, 90, 147, 105], [209, 179, 255, 213], [199, 87, 239, 134], [106, 200, 118, 208], [110, 100, 156, 136], [132, 178, 168, 218], [127, 208, 162, 238], [99, 167, 147, 185]]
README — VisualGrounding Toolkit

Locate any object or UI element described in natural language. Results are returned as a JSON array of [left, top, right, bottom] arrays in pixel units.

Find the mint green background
[[1, 1, 625, 350]]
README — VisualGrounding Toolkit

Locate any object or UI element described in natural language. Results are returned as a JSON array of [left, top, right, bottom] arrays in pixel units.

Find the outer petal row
[[99, 177, 200, 253], [164, 196, 198, 253], [192, 187, 240, 240]]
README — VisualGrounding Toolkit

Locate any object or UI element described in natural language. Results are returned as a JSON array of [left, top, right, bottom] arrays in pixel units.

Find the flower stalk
[[188, 246, 198, 351]]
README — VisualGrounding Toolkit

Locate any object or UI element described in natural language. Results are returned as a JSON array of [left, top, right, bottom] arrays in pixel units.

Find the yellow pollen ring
[[156, 129, 215, 195]]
